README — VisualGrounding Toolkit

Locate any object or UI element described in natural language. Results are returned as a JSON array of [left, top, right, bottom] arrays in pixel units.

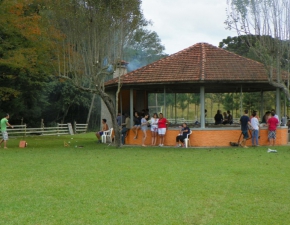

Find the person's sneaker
[[243, 146, 248, 148]]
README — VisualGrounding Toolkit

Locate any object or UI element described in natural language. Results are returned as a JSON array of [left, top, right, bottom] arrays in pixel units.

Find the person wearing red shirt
[[267, 112, 279, 146], [157, 113, 169, 147]]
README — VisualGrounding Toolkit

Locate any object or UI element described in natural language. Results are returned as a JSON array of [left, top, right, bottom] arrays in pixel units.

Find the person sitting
[[131, 111, 141, 139], [261, 111, 271, 124], [176, 123, 190, 147], [214, 110, 223, 125], [96, 119, 109, 143], [222, 112, 228, 124], [227, 110, 233, 125], [222, 110, 233, 125]]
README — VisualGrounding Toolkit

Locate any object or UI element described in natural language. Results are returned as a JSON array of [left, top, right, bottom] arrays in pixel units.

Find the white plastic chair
[[101, 128, 114, 143], [184, 130, 192, 148]]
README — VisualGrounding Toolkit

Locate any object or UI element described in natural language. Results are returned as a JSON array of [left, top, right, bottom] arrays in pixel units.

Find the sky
[[141, 0, 237, 55]]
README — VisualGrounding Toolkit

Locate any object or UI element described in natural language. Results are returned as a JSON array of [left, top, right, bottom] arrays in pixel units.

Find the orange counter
[[125, 127, 288, 147]]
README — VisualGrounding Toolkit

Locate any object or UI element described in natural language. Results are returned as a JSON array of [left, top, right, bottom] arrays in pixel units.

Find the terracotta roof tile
[[105, 43, 283, 88]]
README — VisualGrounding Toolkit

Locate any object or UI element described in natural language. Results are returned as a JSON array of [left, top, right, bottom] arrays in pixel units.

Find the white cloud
[[142, 0, 236, 54]]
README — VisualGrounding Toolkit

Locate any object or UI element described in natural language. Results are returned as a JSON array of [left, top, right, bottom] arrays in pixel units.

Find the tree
[[43, 79, 93, 124], [222, 93, 235, 112], [176, 94, 188, 118], [123, 28, 167, 72], [41, 0, 148, 147], [0, 0, 56, 125], [226, 0, 290, 100]]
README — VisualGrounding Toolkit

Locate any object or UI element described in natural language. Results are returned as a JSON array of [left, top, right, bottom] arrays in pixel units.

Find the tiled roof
[[105, 43, 282, 89]]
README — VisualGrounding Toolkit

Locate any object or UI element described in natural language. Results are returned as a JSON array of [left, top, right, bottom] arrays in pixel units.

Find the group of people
[[214, 110, 233, 125], [95, 111, 170, 147], [130, 112, 169, 147], [239, 109, 280, 148], [95, 108, 281, 148]]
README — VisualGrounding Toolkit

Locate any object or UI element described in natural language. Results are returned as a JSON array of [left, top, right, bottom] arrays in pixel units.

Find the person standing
[[140, 114, 149, 147], [267, 111, 279, 146], [121, 113, 130, 145], [0, 114, 13, 148], [239, 109, 251, 148], [150, 113, 159, 146], [250, 111, 259, 147], [271, 109, 279, 124], [158, 113, 169, 147], [116, 112, 122, 128]]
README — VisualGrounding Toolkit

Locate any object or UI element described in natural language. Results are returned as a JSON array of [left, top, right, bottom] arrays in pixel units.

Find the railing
[[74, 121, 88, 134], [8, 122, 88, 137], [167, 118, 240, 125]]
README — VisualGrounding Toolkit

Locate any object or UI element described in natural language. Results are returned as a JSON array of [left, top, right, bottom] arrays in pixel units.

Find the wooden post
[[41, 119, 44, 135]]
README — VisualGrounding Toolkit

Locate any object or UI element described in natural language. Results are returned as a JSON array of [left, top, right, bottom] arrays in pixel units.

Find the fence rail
[[8, 122, 88, 137], [74, 122, 88, 134], [167, 118, 240, 124]]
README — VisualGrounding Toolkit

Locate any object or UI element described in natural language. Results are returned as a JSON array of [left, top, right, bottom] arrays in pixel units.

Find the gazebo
[[105, 43, 288, 147]]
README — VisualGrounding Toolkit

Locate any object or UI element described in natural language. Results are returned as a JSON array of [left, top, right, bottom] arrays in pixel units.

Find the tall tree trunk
[[98, 88, 121, 147], [61, 104, 71, 124], [86, 93, 96, 125]]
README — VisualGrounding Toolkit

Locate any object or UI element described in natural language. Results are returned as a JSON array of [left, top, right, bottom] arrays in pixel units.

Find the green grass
[[1, 133, 290, 225]]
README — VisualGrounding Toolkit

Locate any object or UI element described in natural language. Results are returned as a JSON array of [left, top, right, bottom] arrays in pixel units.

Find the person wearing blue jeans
[[121, 113, 130, 145], [250, 111, 259, 146]]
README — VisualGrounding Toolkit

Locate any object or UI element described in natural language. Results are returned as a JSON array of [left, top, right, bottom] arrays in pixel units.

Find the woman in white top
[[251, 111, 259, 146], [150, 113, 159, 146]]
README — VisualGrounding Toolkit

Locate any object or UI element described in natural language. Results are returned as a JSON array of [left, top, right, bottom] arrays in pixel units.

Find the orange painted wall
[[125, 127, 288, 147]]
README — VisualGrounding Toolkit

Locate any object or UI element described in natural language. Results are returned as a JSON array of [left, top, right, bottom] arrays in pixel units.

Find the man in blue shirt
[[239, 109, 251, 148]]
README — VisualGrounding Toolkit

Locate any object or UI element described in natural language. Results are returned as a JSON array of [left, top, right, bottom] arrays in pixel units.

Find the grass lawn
[[1, 133, 290, 225]]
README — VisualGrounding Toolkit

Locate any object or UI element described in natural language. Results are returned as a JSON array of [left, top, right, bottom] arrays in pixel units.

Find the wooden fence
[[73, 121, 88, 134], [8, 122, 88, 137]]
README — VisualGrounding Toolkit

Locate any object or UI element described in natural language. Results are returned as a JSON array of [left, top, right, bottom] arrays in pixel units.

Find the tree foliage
[[39, 0, 148, 146], [0, 0, 56, 124], [225, 0, 290, 99], [124, 29, 167, 72]]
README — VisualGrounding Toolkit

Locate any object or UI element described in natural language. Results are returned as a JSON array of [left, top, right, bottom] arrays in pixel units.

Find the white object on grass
[[267, 148, 277, 153]]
